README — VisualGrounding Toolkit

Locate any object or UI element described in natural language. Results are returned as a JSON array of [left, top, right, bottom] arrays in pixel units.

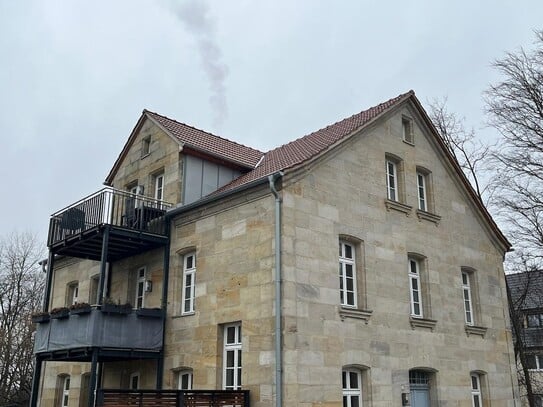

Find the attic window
[[402, 116, 414, 144], [141, 136, 151, 157]]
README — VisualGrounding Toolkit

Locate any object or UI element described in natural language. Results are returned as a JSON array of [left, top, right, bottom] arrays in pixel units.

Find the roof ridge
[[143, 109, 264, 155], [263, 90, 414, 156]]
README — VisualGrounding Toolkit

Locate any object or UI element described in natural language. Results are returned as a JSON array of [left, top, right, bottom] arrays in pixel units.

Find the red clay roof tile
[[145, 110, 264, 169]]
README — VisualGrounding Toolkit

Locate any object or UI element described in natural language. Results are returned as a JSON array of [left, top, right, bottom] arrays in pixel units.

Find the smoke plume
[[171, 1, 229, 128]]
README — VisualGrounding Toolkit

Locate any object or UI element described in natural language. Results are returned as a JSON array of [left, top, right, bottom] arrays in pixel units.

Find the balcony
[[97, 390, 250, 407], [33, 307, 163, 361], [48, 188, 172, 261]]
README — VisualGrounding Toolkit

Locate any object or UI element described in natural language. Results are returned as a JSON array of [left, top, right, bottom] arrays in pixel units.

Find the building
[[507, 271, 543, 405], [31, 90, 518, 407]]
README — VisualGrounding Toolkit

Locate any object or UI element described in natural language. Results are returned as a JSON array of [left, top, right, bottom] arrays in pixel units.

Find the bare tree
[[486, 30, 543, 406], [428, 97, 493, 202], [0, 232, 45, 407], [485, 30, 543, 268], [507, 269, 543, 407]]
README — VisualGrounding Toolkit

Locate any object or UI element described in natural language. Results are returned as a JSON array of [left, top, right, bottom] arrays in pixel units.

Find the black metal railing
[[48, 188, 172, 246], [97, 389, 250, 407]]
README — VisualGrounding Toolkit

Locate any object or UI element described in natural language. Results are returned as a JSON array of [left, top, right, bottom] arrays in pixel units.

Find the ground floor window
[[470, 373, 482, 407], [342, 369, 362, 407], [223, 323, 242, 390], [129, 372, 140, 389], [177, 370, 193, 390]]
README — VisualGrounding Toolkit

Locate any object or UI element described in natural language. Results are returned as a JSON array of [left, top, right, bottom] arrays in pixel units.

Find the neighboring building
[[31, 90, 519, 407], [507, 271, 543, 406]]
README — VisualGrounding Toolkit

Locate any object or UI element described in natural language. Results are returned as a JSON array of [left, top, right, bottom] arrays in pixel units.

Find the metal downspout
[[268, 172, 283, 407]]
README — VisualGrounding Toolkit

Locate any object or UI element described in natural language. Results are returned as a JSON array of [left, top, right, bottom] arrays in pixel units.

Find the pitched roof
[[507, 271, 543, 310], [145, 110, 263, 168], [215, 90, 414, 192]]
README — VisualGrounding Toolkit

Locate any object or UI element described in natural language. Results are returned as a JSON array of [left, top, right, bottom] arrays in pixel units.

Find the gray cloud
[[170, 0, 228, 128]]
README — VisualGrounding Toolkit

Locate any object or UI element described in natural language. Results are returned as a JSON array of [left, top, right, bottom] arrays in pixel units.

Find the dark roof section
[[214, 90, 415, 193], [507, 271, 543, 310], [145, 110, 263, 169]]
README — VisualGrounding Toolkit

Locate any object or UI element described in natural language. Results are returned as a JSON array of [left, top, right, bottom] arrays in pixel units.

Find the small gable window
[[141, 136, 151, 157], [402, 116, 414, 144]]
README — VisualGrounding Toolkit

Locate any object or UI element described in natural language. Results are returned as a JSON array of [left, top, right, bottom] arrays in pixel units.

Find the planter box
[[101, 304, 132, 315], [70, 305, 92, 315], [136, 308, 162, 318], [50, 309, 70, 319], [32, 314, 50, 324]]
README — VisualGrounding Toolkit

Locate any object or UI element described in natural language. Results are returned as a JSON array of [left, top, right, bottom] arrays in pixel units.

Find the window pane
[[347, 292, 355, 305], [226, 350, 234, 367], [414, 303, 420, 315], [226, 369, 234, 387], [462, 272, 468, 285], [227, 327, 236, 344], [527, 355, 537, 369], [471, 375, 478, 390], [345, 264, 353, 278], [186, 256, 193, 269], [351, 396, 360, 407], [342, 371, 347, 389], [349, 372, 358, 388], [344, 244, 352, 259], [410, 260, 417, 274], [411, 278, 418, 290]]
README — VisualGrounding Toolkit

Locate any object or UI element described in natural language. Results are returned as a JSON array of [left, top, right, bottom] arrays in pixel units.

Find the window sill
[[465, 324, 487, 337], [385, 199, 412, 216], [339, 307, 373, 324], [416, 210, 441, 225], [402, 139, 415, 147], [172, 311, 195, 319], [410, 316, 437, 331], [140, 153, 150, 160]]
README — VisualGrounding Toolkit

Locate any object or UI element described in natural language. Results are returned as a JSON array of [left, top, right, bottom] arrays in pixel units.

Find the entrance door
[[410, 387, 430, 407], [409, 370, 431, 407]]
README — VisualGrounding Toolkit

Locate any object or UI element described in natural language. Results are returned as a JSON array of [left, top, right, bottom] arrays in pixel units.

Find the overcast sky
[[1, 1, 542, 243]]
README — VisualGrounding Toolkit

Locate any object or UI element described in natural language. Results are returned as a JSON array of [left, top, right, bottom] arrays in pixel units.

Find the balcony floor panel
[[49, 225, 169, 261]]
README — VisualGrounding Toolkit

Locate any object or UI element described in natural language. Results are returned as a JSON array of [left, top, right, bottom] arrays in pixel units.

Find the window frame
[[135, 267, 146, 309], [402, 116, 414, 144], [470, 373, 482, 407], [223, 323, 242, 390], [408, 258, 423, 318], [386, 159, 398, 201], [61, 375, 70, 407], [342, 368, 363, 407], [154, 172, 164, 201], [177, 370, 193, 390], [527, 313, 543, 327], [339, 241, 357, 308], [182, 252, 196, 315], [141, 136, 151, 157], [66, 281, 79, 306], [417, 171, 428, 211], [527, 354, 543, 371], [462, 271, 474, 325], [129, 372, 140, 390]]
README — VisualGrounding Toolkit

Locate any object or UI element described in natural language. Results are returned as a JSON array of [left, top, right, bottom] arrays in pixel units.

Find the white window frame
[[342, 369, 362, 407], [129, 372, 140, 389], [386, 160, 397, 201], [408, 258, 423, 318], [223, 323, 242, 390], [470, 373, 482, 407], [417, 172, 427, 211], [68, 282, 79, 306], [462, 271, 474, 325], [527, 354, 543, 371], [61, 375, 70, 407], [154, 173, 164, 201], [135, 267, 146, 309], [177, 370, 193, 390], [339, 241, 357, 308], [182, 253, 196, 314]]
